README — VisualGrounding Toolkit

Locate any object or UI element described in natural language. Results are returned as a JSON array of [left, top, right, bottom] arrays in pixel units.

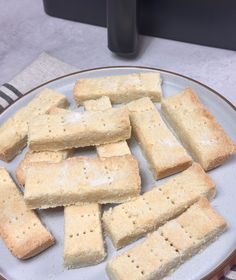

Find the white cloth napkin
[[0, 52, 234, 280]]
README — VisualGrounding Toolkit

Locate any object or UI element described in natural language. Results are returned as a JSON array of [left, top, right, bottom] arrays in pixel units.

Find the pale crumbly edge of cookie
[[48, 107, 71, 115], [83, 96, 112, 111]]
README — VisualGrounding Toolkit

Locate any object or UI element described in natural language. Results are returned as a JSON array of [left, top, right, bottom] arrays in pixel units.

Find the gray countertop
[[0, 0, 235, 105]]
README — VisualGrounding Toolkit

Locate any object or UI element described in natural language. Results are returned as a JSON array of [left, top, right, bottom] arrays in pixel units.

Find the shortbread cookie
[[28, 107, 131, 151], [0, 88, 68, 162], [0, 168, 55, 259], [106, 197, 226, 280], [74, 72, 162, 104], [38, 102, 121, 155], [103, 163, 215, 248], [16, 150, 71, 186], [127, 97, 192, 179], [83, 96, 113, 111], [96, 141, 131, 158], [84, 96, 131, 157], [161, 88, 235, 170], [49, 97, 129, 159], [24, 155, 141, 209], [64, 203, 106, 268]]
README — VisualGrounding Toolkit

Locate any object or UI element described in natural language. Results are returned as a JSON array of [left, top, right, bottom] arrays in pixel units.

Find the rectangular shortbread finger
[[84, 96, 131, 157], [28, 107, 131, 151], [106, 197, 227, 280], [24, 155, 141, 209], [127, 97, 192, 179], [102, 163, 215, 249], [0, 88, 68, 162], [161, 88, 235, 170], [16, 150, 71, 186], [0, 168, 55, 259], [73, 72, 162, 105], [64, 203, 106, 268], [50, 98, 130, 155]]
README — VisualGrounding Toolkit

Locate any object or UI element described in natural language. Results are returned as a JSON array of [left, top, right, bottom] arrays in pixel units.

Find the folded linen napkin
[[0, 52, 77, 113], [0, 52, 234, 280]]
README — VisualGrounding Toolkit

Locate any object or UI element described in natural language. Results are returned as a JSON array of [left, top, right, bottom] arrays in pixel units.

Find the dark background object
[[43, 0, 107, 27], [43, 0, 236, 51], [107, 0, 138, 55]]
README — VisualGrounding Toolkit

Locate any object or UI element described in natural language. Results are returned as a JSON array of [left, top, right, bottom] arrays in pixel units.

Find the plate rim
[[0, 65, 235, 280]]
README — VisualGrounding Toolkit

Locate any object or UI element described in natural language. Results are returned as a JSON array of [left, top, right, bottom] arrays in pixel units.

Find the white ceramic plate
[[0, 66, 236, 280]]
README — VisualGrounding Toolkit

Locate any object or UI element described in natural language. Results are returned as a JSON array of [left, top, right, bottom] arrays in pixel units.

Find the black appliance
[[43, 0, 236, 54]]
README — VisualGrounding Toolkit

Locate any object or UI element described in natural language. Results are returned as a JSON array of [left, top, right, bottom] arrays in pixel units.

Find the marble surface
[[0, 0, 235, 105]]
